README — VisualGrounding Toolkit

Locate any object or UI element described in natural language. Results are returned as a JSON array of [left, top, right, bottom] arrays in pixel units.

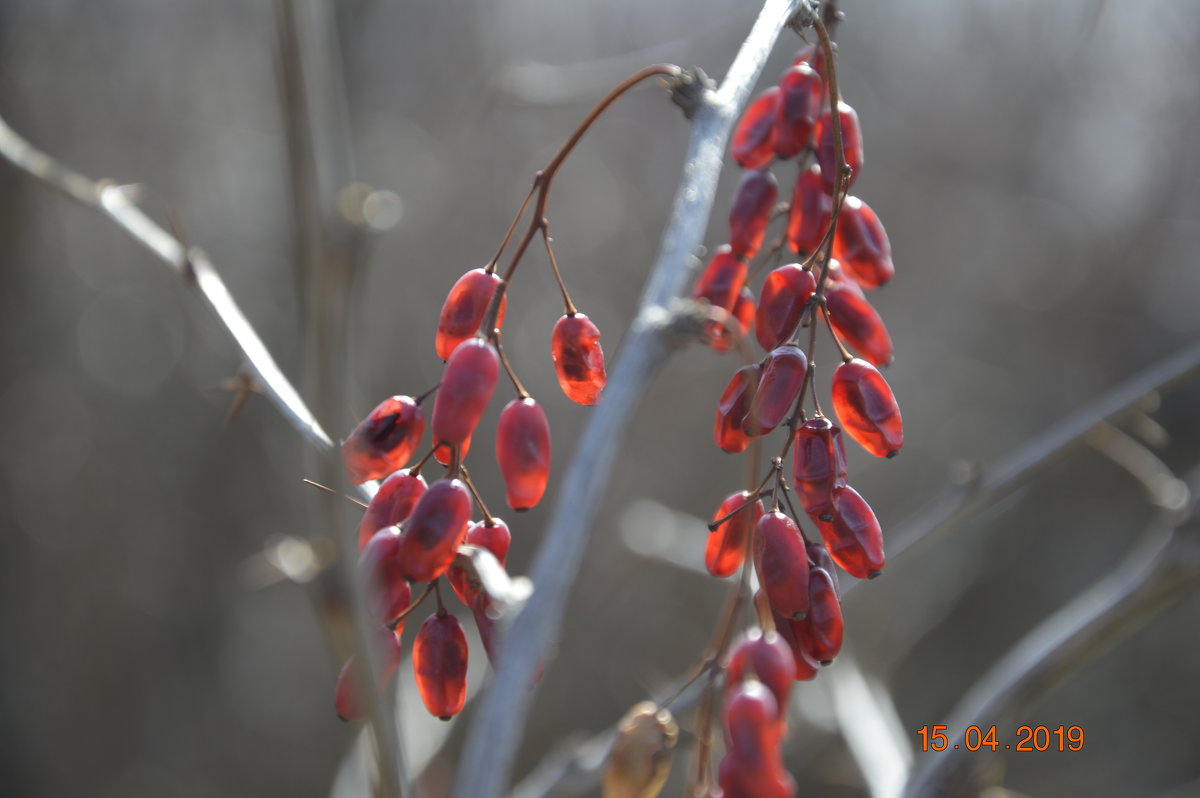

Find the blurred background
[[3, 1, 1200, 796]]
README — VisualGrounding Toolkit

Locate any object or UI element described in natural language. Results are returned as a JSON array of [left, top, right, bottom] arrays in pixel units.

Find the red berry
[[342, 396, 425, 484], [711, 286, 756, 352], [551, 313, 607, 405], [745, 344, 808, 436], [359, 525, 412, 624], [767, 597, 821, 682], [755, 264, 815, 352], [693, 245, 748, 315], [805, 541, 840, 595], [495, 397, 552, 511], [447, 518, 512, 605], [706, 490, 764, 578], [357, 469, 428, 551], [726, 629, 797, 711], [824, 282, 893, 368], [830, 358, 903, 458], [791, 43, 827, 81], [785, 164, 832, 256], [728, 170, 778, 259], [774, 63, 823, 159], [434, 434, 472, 466], [723, 680, 782, 760], [432, 338, 499, 449], [399, 478, 473, 583], [802, 567, 843, 663], [825, 485, 885, 579], [731, 87, 780, 170], [832, 196, 894, 288], [413, 612, 469, 720], [333, 625, 403, 722], [753, 511, 811, 620], [435, 268, 506, 360], [714, 364, 761, 454], [815, 101, 864, 195], [791, 416, 847, 521]]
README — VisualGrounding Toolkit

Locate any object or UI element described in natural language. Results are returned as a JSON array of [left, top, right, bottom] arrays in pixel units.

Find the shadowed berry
[[342, 396, 425, 484], [706, 490, 764, 578], [432, 338, 499, 449], [768, 597, 821, 682], [831, 358, 903, 457], [785, 164, 832, 256], [802, 567, 843, 663], [711, 286, 756, 352], [731, 86, 781, 169], [333, 625, 403, 722], [693, 245, 747, 315], [435, 268, 506, 360], [755, 264, 815, 352], [413, 612, 469, 720], [447, 518, 512, 605], [728, 170, 778, 259], [754, 511, 811, 620], [726, 629, 797, 712], [359, 525, 411, 624], [792, 416, 847, 521], [774, 63, 822, 159], [399, 478, 472, 583], [357, 469, 428, 550], [496, 397, 552, 510], [745, 344, 808, 436], [714, 364, 761, 454], [815, 101, 864, 195], [551, 314, 607, 405]]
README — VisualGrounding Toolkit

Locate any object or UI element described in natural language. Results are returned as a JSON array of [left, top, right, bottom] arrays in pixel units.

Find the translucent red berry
[[357, 469, 428, 550], [359, 525, 412, 624], [551, 313, 606, 405], [825, 485, 885, 579], [791, 416, 847, 521], [815, 101, 864, 195], [833, 196, 894, 289], [333, 625, 403, 722], [711, 286, 756, 353], [753, 511, 811, 620], [342, 396, 425, 484], [785, 164, 832, 256], [755, 264, 815, 352], [399, 478, 473, 583], [706, 490, 764, 578], [723, 680, 782, 756], [434, 434, 472, 467], [802, 567, 843, 663], [731, 86, 780, 170], [728, 170, 778, 259], [495, 397, 552, 511], [413, 612, 469, 720], [769, 598, 821, 682], [714, 364, 760, 454], [774, 63, 822, 159], [830, 358, 903, 458], [745, 344, 808, 437], [725, 629, 797, 711], [435, 268, 506, 360], [432, 338, 499, 449], [448, 518, 512, 605], [693, 245, 747, 315], [824, 283, 894, 368]]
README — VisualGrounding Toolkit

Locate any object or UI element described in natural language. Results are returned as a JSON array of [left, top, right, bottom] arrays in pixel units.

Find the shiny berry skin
[[826, 485, 885, 579], [726, 630, 797, 711], [824, 283, 894, 368], [815, 101, 864, 195], [731, 86, 780, 170], [802, 567, 843, 663], [435, 268, 506, 360], [753, 511, 811, 620], [728, 170, 778, 259], [833, 196, 894, 288], [768, 598, 821, 681], [774, 63, 823, 159], [359, 525, 412, 624], [791, 416, 847, 521], [433, 434, 471, 466], [755, 264, 815, 351], [413, 612, 469, 720], [447, 518, 512, 605], [693, 245, 747, 316], [495, 397, 552, 511], [831, 358, 903, 458], [711, 286, 756, 352], [723, 680, 782, 757], [432, 338, 499, 449], [745, 344, 808, 437], [785, 164, 832, 256], [357, 469, 428, 550], [551, 313, 607, 405], [806, 541, 840, 595], [714, 364, 761, 454], [333, 625, 403, 722], [399, 478, 473, 583], [342, 396, 425, 484], [706, 490, 764, 578]]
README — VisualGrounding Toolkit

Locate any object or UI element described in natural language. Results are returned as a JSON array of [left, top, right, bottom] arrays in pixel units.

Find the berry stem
[[387, 582, 436, 630], [491, 330, 531, 400], [414, 382, 441, 405], [459, 465, 496, 525], [541, 227, 578, 316], [301, 477, 369, 509], [486, 182, 539, 274], [819, 297, 855, 362]]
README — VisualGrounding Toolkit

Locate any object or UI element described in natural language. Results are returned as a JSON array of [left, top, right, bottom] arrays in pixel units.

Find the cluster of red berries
[[333, 259, 608, 721], [692, 36, 902, 796]]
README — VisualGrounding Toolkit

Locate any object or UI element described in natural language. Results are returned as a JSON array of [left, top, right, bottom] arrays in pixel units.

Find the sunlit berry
[[833, 196, 894, 289], [824, 283, 893, 367], [432, 338, 499, 449], [551, 313, 607, 405], [399, 478, 473, 583], [435, 268, 506, 360], [815, 101, 864, 195], [728, 170, 778, 259], [413, 612, 469, 720], [495, 397, 552, 510], [774, 63, 822, 159], [359, 525, 411, 624], [753, 511, 811, 620], [731, 86, 781, 170], [755, 264, 815, 352], [357, 469, 427, 550], [693, 245, 747, 316], [791, 416, 847, 521], [714, 364, 760, 454], [802, 567, 843, 663], [447, 518, 512, 606], [830, 358, 903, 457], [342, 396, 425, 484], [706, 490, 764, 578], [785, 164, 832, 256], [825, 485, 885, 579], [745, 344, 808, 437]]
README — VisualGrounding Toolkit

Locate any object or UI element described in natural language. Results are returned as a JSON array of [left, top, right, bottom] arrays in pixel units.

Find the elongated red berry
[[825, 485, 885, 579], [334, 625, 403, 722], [792, 416, 847, 521], [551, 313, 606, 405], [726, 630, 797, 712], [768, 596, 820, 682], [706, 490, 764, 578], [824, 283, 893, 367], [723, 680, 782, 757], [436, 268, 506, 360], [755, 264, 815, 351], [693, 245, 747, 315], [413, 612, 469, 720], [785, 164, 832, 256], [815, 101, 864, 195], [399, 478, 472, 583], [711, 286, 756, 352], [728, 170, 778, 259], [802, 567, 843, 663], [448, 518, 512, 605], [495, 397, 551, 511], [831, 358, 903, 457], [833, 196, 894, 288], [360, 526, 411, 624], [358, 469, 428, 550], [714, 364, 760, 454], [342, 396, 425, 484], [432, 338, 499, 449], [806, 541, 841, 596], [731, 86, 780, 169], [754, 511, 811, 620], [745, 344, 808, 436], [774, 63, 822, 159]]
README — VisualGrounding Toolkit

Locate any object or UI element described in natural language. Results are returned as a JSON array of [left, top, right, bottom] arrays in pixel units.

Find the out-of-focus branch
[[451, 2, 813, 797]]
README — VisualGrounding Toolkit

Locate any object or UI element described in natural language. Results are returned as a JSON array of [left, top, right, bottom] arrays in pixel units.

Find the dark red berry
[[824, 282, 894, 367], [768, 596, 821, 682], [791, 43, 827, 81], [711, 286, 756, 352], [357, 469, 428, 551], [725, 629, 797, 711], [714, 364, 761, 454], [436, 268, 506, 360], [447, 518, 512, 605], [825, 485, 885, 579], [791, 416, 847, 521], [706, 491, 764, 578], [433, 435, 472, 467], [399, 478, 472, 583], [342, 396, 425, 484], [815, 101, 864, 195], [774, 63, 823, 159], [755, 264, 815, 351], [333, 625, 403, 722], [833, 196, 894, 288], [693, 245, 748, 315], [806, 541, 841, 596], [831, 358, 903, 458], [728, 170, 778, 260], [802, 567, 843, 663], [495, 397, 552, 511], [745, 344, 808, 436], [731, 87, 781, 170], [432, 338, 499, 449], [359, 525, 412, 624], [551, 314, 606, 405], [785, 164, 832, 256], [753, 511, 811, 620], [413, 612, 469, 720]]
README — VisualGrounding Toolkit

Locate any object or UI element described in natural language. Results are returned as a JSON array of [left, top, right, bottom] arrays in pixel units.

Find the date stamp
[[916, 725, 1084, 752]]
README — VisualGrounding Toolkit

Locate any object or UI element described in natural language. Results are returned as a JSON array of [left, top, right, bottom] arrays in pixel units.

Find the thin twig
[[451, 2, 811, 797]]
